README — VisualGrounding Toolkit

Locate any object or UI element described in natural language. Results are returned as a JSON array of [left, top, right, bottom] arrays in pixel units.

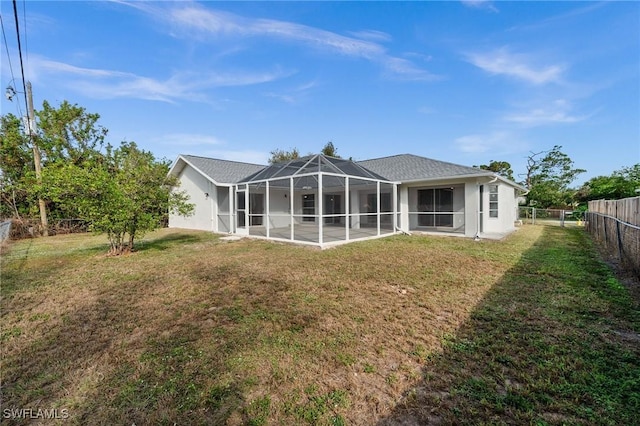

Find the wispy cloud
[[159, 133, 224, 146], [128, 1, 439, 81], [466, 47, 565, 85], [29, 56, 288, 102], [383, 57, 442, 81], [200, 149, 269, 165], [454, 131, 527, 154], [347, 29, 393, 43], [168, 5, 385, 58], [504, 99, 589, 126], [461, 0, 499, 13], [508, 2, 606, 32], [264, 80, 319, 104], [418, 106, 436, 115]]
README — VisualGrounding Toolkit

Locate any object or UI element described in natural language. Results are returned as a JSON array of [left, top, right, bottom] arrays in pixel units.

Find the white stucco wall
[[267, 187, 290, 228], [481, 182, 517, 234], [169, 165, 215, 231], [464, 182, 479, 238]]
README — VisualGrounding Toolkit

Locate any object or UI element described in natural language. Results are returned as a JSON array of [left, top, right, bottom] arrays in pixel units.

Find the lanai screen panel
[[322, 175, 347, 243], [238, 154, 397, 246], [248, 183, 265, 237], [217, 187, 231, 233], [380, 182, 395, 233], [267, 178, 291, 235]]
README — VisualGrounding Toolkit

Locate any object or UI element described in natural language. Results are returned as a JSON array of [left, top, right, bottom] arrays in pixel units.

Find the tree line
[[475, 146, 639, 209], [2, 99, 638, 250], [1, 100, 193, 254]]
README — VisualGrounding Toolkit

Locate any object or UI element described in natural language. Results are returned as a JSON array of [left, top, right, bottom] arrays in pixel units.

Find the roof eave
[[398, 172, 493, 184], [494, 174, 528, 192], [168, 155, 231, 186], [397, 173, 527, 191]]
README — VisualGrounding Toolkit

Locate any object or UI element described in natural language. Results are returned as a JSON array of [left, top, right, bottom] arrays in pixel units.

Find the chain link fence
[[0, 220, 11, 243], [0, 218, 90, 241], [519, 207, 585, 227]]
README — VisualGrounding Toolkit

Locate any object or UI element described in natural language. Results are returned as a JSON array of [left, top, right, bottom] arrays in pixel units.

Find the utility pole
[[26, 81, 48, 236]]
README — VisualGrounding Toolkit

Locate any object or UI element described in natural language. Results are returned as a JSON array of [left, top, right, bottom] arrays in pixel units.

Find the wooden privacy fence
[[586, 197, 640, 277]]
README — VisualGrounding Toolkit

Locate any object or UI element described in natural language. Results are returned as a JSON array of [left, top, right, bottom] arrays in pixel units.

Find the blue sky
[[2, 1, 638, 186]]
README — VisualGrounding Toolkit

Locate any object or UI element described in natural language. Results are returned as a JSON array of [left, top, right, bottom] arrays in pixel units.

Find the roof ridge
[[181, 154, 265, 167], [357, 153, 414, 162], [359, 153, 491, 173]]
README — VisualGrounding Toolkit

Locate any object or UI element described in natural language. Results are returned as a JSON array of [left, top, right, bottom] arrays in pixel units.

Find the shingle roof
[[357, 154, 492, 182], [175, 153, 498, 185], [239, 154, 388, 183], [180, 155, 265, 184]]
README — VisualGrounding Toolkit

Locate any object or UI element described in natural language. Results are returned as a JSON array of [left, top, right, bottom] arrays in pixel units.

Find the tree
[[321, 141, 340, 158], [2, 100, 193, 252], [268, 147, 300, 164], [474, 160, 514, 181], [43, 142, 193, 254], [523, 145, 586, 208], [574, 164, 640, 202], [36, 100, 107, 166], [0, 114, 31, 219], [0, 100, 107, 221]]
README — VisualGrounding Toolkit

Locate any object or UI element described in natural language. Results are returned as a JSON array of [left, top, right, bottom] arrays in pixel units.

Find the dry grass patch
[[2, 226, 635, 424]]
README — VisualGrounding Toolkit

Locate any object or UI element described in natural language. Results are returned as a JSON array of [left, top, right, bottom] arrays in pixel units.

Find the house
[[168, 153, 527, 247]]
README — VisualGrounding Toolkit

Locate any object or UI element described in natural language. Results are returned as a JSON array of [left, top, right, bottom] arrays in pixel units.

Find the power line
[[21, 0, 27, 67], [0, 13, 23, 118], [12, 0, 30, 128]]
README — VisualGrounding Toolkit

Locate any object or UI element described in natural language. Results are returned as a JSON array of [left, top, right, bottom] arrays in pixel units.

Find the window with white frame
[[489, 184, 498, 218]]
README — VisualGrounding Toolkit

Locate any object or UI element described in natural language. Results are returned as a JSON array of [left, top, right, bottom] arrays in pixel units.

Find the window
[[302, 194, 315, 222], [489, 184, 498, 218]]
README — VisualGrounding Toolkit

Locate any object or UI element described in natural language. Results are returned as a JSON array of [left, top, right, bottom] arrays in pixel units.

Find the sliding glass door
[[417, 188, 453, 227]]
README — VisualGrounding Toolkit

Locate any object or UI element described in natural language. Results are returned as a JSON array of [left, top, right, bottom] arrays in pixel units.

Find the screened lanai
[[234, 154, 398, 247]]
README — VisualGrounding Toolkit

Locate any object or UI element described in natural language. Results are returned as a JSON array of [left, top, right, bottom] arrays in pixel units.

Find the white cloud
[[461, 0, 499, 13], [504, 99, 588, 126], [383, 57, 442, 81], [454, 131, 527, 154], [418, 106, 436, 115], [159, 134, 224, 146], [36, 59, 132, 78], [128, 1, 439, 81], [29, 56, 288, 102], [201, 149, 269, 165], [168, 6, 385, 58], [466, 47, 565, 85], [264, 80, 319, 104], [348, 30, 393, 43]]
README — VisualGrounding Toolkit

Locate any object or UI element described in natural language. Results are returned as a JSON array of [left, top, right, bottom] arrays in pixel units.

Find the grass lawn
[[1, 225, 638, 425]]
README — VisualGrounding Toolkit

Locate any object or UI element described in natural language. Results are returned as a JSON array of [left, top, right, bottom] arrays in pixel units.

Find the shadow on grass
[[378, 226, 640, 425], [133, 232, 204, 252]]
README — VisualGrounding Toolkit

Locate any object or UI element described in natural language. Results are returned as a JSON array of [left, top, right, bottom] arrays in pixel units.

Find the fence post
[[616, 220, 624, 265], [532, 207, 536, 225]]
